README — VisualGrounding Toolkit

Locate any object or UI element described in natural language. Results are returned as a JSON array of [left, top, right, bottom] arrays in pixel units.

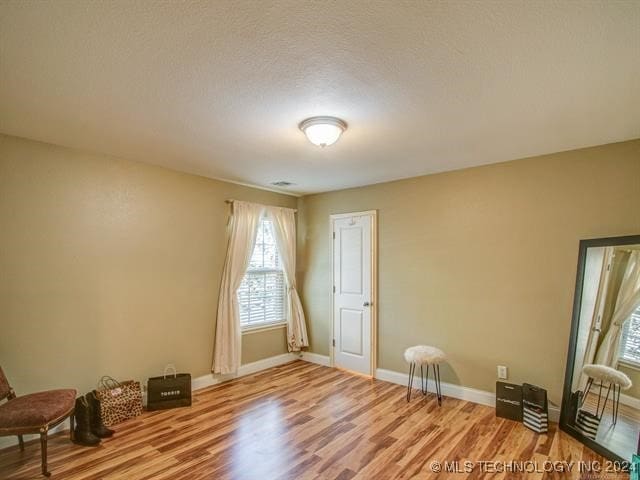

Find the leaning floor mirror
[[561, 235, 640, 462]]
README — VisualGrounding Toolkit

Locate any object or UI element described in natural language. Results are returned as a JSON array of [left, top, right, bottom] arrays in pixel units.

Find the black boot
[[86, 391, 114, 438], [73, 397, 101, 446]]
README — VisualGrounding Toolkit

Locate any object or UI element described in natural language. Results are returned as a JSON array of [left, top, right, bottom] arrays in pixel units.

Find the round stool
[[404, 345, 446, 405], [581, 363, 632, 425]]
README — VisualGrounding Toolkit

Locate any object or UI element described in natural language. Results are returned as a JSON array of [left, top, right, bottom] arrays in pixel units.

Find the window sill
[[618, 358, 640, 371], [241, 322, 287, 335]]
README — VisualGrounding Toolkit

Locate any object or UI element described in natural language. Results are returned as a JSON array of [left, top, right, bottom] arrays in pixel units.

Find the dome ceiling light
[[299, 116, 347, 147]]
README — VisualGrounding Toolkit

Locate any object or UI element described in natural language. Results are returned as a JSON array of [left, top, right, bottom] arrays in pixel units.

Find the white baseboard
[[296, 354, 561, 423], [375, 367, 560, 423], [619, 392, 640, 410], [0, 352, 300, 452], [548, 406, 561, 423], [375, 367, 494, 406], [191, 352, 299, 391], [300, 351, 331, 366]]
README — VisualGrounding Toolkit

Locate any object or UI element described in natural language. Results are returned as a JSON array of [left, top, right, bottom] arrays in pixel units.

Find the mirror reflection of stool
[[580, 364, 632, 425]]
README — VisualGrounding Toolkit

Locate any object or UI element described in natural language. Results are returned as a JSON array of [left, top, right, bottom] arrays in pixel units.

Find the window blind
[[620, 305, 640, 366], [238, 218, 286, 328]]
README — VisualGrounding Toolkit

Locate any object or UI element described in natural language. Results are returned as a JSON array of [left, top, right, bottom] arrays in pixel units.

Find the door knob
[[363, 302, 371, 307]]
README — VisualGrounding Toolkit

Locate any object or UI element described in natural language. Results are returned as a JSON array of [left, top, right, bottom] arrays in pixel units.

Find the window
[[619, 305, 640, 367], [237, 218, 286, 330]]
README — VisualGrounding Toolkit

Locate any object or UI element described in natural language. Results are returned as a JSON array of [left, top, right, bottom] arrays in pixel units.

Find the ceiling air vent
[[271, 181, 294, 187]]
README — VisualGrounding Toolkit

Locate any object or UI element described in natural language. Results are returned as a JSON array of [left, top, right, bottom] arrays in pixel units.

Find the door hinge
[[333, 285, 336, 293], [333, 232, 335, 239], [332, 339, 335, 347]]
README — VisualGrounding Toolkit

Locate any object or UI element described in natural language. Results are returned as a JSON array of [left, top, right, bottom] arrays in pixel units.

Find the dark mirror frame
[[560, 234, 640, 462]]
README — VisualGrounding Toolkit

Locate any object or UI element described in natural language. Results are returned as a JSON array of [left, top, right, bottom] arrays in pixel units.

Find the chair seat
[[404, 345, 446, 365], [0, 389, 76, 430], [582, 364, 632, 390]]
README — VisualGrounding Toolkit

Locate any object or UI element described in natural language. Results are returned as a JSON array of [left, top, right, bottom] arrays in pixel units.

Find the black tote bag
[[147, 365, 192, 411]]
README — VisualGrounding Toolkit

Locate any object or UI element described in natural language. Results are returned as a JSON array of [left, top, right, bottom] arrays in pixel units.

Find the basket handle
[[163, 364, 177, 379], [99, 375, 122, 390]]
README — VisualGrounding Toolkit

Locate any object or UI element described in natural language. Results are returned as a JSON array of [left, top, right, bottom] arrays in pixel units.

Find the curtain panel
[[577, 247, 613, 390], [212, 201, 264, 374], [266, 206, 309, 352], [212, 201, 308, 374], [595, 250, 640, 366]]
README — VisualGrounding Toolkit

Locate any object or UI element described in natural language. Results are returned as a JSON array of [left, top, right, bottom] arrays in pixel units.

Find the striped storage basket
[[522, 383, 548, 434], [523, 405, 548, 434], [575, 409, 600, 440]]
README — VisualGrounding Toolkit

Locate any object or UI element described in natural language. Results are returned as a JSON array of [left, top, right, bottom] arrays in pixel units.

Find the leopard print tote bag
[[96, 376, 143, 426]]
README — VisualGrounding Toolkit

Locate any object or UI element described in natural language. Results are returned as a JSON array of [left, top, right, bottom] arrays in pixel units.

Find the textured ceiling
[[1, 1, 639, 195]]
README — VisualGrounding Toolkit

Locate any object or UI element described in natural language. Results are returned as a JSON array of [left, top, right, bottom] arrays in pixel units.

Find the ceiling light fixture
[[299, 116, 347, 147], [271, 181, 294, 187]]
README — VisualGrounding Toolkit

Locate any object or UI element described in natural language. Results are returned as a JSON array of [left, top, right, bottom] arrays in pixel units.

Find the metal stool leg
[[425, 363, 429, 396], [597, 382, 612, 420], [407, 363, 415, 402], [612, 384, 620, 425], [595, 380, 604, 415], [580, 378, 593, 408], [434, 364, 442, 406]]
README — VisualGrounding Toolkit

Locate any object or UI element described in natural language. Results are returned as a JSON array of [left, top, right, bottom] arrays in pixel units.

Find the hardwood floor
[[583, 391, 640, 461], [0, 361, 630, 479]]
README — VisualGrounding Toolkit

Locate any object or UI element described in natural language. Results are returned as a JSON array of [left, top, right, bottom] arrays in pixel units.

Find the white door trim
[[330, 210, 378, 377]]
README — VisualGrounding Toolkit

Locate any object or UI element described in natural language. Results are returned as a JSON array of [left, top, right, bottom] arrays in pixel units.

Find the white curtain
[[266, 206, 309, 352], [212, 201, 264, 374], [576, 247, 612, 391], [594, 251, 640, 367]]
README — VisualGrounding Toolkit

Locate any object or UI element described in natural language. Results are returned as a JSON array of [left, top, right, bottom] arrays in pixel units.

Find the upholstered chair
[[0, 366, 76, 477]]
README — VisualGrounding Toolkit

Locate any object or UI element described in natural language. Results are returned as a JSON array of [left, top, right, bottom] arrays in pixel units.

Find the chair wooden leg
[[70, 413, 75, 441], [40, 428, 51, 477], [18, 435, 24, 451]]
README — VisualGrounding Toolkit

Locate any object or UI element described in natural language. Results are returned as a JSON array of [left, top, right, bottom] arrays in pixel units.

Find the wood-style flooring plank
[[0, 361, 628, 479]]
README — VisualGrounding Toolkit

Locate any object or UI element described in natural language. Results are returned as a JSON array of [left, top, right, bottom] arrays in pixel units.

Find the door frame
[[329, 210, 378, 377]]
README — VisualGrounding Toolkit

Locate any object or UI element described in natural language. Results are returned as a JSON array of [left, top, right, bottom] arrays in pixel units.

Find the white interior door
[[332, 212, 376, 376]]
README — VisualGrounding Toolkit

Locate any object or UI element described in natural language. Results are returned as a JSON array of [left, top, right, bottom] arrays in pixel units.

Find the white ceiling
[[1, 1, 639, 195]]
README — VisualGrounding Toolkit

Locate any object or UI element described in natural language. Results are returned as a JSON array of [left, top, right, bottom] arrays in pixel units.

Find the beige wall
[[2, 133, 639, 409], [297, 140, 640, 404], [619, 365, 640, 400], [0, 134, 295, 396]]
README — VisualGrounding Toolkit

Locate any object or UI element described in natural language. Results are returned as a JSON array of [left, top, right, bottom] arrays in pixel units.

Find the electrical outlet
[[497, 365, 508, 380]]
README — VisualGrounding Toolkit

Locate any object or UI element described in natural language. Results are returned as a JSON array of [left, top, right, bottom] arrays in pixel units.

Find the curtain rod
[[225, 199, 297, 213]]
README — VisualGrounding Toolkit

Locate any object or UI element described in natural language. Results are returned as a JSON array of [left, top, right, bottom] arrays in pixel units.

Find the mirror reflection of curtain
[[595, 250, 640, 366], [577, 247, 614, 390]]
